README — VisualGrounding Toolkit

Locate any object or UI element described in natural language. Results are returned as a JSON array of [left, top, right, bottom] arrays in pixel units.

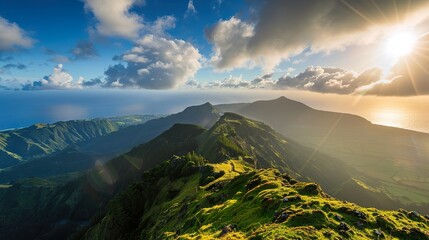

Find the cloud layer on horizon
[[275, 66, 383, 94], [22, 64, 83, 90]]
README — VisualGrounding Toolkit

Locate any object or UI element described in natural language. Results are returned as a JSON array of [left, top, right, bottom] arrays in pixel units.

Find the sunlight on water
[[371, 108, 406, 129]]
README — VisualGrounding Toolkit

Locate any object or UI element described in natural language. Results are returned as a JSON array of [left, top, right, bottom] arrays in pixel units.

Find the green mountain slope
[[0, 124, 210, 240], [80, 102, 219, 156], [81, 158, 429, 240], [1, 112, 428, 239], [217, 97, 429, 209], [0, 115, 161, 169], [0, 119, 119, 168], [0, 105, 217, 183]]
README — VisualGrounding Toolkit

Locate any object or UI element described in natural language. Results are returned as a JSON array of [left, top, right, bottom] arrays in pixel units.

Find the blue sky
[[0, 0, 256, 85], [1, 0, 429, 96]]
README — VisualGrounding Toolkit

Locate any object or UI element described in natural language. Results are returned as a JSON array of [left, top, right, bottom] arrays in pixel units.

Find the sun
[[385, 32, 417, 58]]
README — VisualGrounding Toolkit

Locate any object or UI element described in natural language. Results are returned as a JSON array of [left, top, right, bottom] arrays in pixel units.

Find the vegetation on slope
[[81, 157, 429, 240], [217, 97, 429, 210], [1, 112, 428, 239], [0, 119, 119, 168], [0, 115, 161, 169], [0, 124, 207, 240]]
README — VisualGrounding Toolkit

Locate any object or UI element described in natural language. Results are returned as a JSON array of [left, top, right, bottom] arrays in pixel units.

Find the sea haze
[[1, 89, 428, 133]]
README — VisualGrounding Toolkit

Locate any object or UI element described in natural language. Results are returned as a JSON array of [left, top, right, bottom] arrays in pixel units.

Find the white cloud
[[207, 0, 429, 72], [185, 0, 197, 17], [275, 66, 382, 94], [149, 16, 176, 36], [84, 0, 144, 39], [206, 17, 255, 71], [187, 73, 274, 89], [0, 16, 34, 51], [22, 64, 83, 90], [102, 34, 202, 89]]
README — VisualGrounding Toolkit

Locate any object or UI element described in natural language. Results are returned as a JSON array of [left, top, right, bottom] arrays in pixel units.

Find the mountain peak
[[183, 102, 216, 113], [276, 96, 288, 100]]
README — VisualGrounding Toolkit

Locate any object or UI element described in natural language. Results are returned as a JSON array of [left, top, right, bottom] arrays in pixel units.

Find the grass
[[83, 157, 429, 239]]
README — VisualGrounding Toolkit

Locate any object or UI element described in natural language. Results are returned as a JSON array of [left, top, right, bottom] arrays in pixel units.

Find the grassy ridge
[[81, 157, 429, 239], [1, 112, 428, 239], [218, 97, 429, 209]]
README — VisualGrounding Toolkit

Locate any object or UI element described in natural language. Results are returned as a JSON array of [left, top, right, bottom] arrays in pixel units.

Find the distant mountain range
[[0, 115, 161, 170], [0, 111, 428, 239], [216, 97, 429, 209], [0, 104, 219, 183], [0, 97, 428, 239]]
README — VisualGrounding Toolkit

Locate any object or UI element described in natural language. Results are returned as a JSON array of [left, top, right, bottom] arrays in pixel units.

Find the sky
[[1, 0, 429, 130]]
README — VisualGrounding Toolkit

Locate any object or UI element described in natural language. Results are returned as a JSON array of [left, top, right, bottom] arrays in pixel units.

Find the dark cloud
[[208, 0, 429, 71], [275, 66, 382, 94], [81, 77, 103, 87], [43, 47, 71, 63], [71, 41, 98, 60], [366, 35, 429, 96], [252, 72, 273, 85], [2, 63, 26, 70]]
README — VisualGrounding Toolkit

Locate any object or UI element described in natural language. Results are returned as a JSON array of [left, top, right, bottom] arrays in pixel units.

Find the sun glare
[[385, 32, 417, 58], [372, 108, 405, 128]]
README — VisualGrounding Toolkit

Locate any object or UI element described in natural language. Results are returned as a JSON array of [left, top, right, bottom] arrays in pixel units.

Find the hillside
[[79, 102, 220, 156], [2, 112, 427, 239], [217, 97, 429, 209], [0, 115, 160, 169], [0, 104, 218, 183], [81, 157, 429, 239]]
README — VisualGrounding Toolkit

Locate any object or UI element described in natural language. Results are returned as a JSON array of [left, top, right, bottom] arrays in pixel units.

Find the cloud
[[185, 0, 197, 17], [84, 0, 144, 39], [101, 34, 202, 89], [0, 63, 26, 73], [71, 41, 98, 59], [0, 77, 20, 90], [0, 16, 34, 51], [207, 0, 429, 71], [206, 17, 255, 71], [22, 64, 82, 90], [81, 77, 103, 87], [187, 74, 274, 89], [43, 47, 71, 63], [49, 55, 71, 63], [2, 63, 26, 70], [149, 16, 176, 36], [364, 34, 429, 96], [275, 66, 382, 94]]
